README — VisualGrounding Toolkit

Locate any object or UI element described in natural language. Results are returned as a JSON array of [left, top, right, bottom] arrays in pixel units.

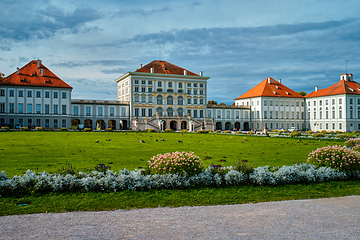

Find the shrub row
[[1, 164, 358, 196]]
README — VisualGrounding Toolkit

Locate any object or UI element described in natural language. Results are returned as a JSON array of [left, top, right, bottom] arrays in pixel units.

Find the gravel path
[[1, 195, 359, 239]]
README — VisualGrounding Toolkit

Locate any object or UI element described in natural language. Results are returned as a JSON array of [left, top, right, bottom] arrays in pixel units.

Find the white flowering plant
[[307, 145, 360, 172], [147, 151, 204, 176]]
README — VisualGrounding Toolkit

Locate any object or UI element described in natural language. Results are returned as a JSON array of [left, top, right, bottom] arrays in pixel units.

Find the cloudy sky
[[1, 0, 360, 103]]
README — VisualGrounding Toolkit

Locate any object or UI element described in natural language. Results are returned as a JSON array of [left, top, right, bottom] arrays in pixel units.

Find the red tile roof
[[135, 60, 199, 76], [306, 79, 360, 98], [0, 60, 72, 89], [234, 77, 304, 100]]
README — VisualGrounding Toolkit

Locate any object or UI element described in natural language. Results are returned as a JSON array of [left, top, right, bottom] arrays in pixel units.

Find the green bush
[[345, 138, 360, 148], [233, 161, 255, 174], [215, 130, 221, 133], [312, 133, 324, 138], [1, 126, 10, 130], [352, 144, 360, 152], [224, 130, 231, 134], [321, 130, 328, 134], [181, 129, 188, 133], [206, 129, 213, 133], [61, 127, 68, 131], [105, 128, 112, 131], [147, 129, 155, 132], [247, 131, 254, 136], [307, 145, 360, 172], [339, 134, 350, 140], [196, 130, 206, 133], [35, 127, 43, 131], [290, 131, 301, 138], [147, 151, 204, 176], [83, 128, 91, 132], [20, 127, 29, 131], [236, 131, 242, 134], [165, 129, 173, 132]]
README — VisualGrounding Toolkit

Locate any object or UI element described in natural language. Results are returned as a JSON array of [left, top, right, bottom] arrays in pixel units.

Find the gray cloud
[[0, 3, 101, 42]]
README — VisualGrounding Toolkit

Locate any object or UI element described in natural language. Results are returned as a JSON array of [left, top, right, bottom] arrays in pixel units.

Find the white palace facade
[[1, 59, 359, 132]]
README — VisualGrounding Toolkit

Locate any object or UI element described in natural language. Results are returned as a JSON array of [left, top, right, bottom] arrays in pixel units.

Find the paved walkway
[[1, 195, 359, 239]]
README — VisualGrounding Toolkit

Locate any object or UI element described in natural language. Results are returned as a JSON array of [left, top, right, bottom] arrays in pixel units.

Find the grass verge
[[1, 180, 359, 216]]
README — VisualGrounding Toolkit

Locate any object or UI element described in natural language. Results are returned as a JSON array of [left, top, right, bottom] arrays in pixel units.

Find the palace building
[[1, 59, 359, 132]]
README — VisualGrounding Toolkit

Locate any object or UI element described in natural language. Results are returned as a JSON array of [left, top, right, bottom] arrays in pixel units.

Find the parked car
[[15, 123, 22, 129]]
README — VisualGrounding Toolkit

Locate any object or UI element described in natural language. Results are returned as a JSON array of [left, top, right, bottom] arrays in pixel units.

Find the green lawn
[[0, 131, 345, 177]]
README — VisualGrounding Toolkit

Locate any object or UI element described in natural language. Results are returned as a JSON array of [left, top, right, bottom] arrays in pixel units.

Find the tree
[[298, 91, 306, 96], [207, 100, 217, 105], [0, 72, 4, 80]]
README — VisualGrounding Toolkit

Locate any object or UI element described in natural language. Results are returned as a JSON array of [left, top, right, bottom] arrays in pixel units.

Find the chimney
[[279, 79, 281, 84], [200, 71, 203, 76], [315, 86, 318, 92], [17, 67, 20, 75], [140, 64, 142, 68], [150, 67, 154, 73], [41, 68, 44, 77], [184, 70, 187, 75], [37, 59, 41, 68], [267, 77, 271, 84]]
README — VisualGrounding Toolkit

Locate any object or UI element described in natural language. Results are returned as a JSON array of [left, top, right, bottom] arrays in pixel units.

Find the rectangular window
[[54, 119, 58, 128], [135, 80, 139, 84], [27, 91, 32, 97], [296, 102, 299, 107], [9, 103, 14, 113], [54, 105, 58, 114], [45, 104, 50, 114], [141, 108, 146, 117], [36, 91, 41, 98], [264, 111, 267, 119], [135, 108, 139, 117], [141, 80, 146, 84], [187, 83, 191, 87], [27, 104, 32, 113], [193, 110, 198, 118], [168, 82, 172, 88], [135, 87, 139, 92], [110, 107, 114, 116], [141, 87, 145, 92], [227, 111, 230, 119], [73, 106, 78, 115], [194, 89, 197, 95], [141, 95, 146, 102], [350, 98, 353, 104], [194, 83, 197, 87], [135, 95, 139, 102], [36, 119, 41, 127], [264, 100, 267, 106], [158, 82, 162, 87], [148, 95, 153, 103], [9, 90, 14, 97], [98, 107, 103, 116], [148, 87, 152, 92], [148, 80, 152, 85], [36, 104, 41, 114], [208, 110, 211, 118], [200, 110, 203, 118], [86, 107, 91, 116], [121, 108, 125, 116], [194, 98, 197, 104], [45, 119, 49, 128], [217, 110, 221, 118], [339, 99, 342, 104], [199, 98, 203, 104], [62, 119, 66, 127], [18, 103, 23, 113], [18, 90, 23, 97], [236, 111, 239, 118], [148, 108, 152, 116], [45, 91, 50, 98], [179, 82, 183, 88], [270, 100, 273, 106], [54, 92, 58, 98], [62, 105, 66, 115], [270, 111, 273, 119], [0, 89, 4, 96]]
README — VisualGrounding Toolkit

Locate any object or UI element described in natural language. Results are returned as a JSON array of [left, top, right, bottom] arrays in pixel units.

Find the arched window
[[167, 96, 173, 105], [177, 108, 184, 117], [156, 107, 163, 116], [157, 95, 163, 105], [177, 96, 183, 105], [167, 108, 174, 117]]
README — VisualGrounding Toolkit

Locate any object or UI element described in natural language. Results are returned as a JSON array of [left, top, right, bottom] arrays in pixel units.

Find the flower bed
[[1, 163, 358, 196]]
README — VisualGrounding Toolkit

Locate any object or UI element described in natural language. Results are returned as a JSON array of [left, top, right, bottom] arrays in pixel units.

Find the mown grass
[[0, 131, 345, 177], [1, 180, 359, 216]]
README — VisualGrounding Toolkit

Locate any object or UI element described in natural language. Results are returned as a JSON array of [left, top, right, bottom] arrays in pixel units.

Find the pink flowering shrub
[[307, 145, 360, 171], [344, 138, 360, 148], [148, 151, 204, 176]]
